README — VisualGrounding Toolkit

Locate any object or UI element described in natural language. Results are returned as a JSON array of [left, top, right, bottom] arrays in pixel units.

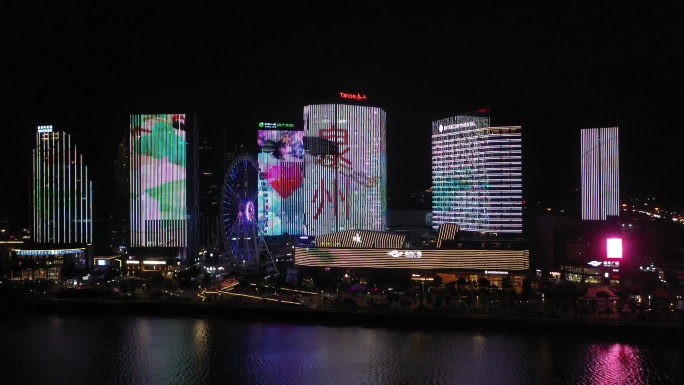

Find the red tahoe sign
[[339, 92, 368, 100]]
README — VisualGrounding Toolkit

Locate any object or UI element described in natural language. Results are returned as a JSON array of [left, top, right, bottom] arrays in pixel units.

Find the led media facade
[[294, 247, 529, 271], [129, 114, 188, 247], [581, 127, 619, 220], [302, 104, 387, 235], [33, 127, 93, 243], [257, 129, 305, 236], [432, 111, 522, 233]]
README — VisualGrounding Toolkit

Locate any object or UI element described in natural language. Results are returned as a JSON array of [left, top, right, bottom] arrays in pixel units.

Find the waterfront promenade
[[4, 293, 684, 342]]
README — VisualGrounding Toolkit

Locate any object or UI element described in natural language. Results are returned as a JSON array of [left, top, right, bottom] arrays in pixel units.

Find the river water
[[1, 314, 682, 385]]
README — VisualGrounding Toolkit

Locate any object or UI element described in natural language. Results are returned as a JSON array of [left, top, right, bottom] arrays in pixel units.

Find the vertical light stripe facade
[[581, 127, 619, 220], [302, 104, 387, 236], [257, 130, 306, 236], [33, 128, 93, 243], [129, 114, 188, 247], [432, 113, 522, 233]]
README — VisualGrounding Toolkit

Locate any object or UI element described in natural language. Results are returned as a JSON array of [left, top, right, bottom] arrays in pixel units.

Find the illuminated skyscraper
[[257, 124, 305, 236], [32, 125, 93, 243], [431, 110, 522, 233], [301, 89, 387, 235], [581, 127, 619, 220], [125, 114, 198, 260]]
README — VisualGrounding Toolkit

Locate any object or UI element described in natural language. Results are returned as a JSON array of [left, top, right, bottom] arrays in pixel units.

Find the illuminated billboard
[[294, 247, 529, 271], [129, 114, 187, 247], [607, 237, 623, 259], [581, 127, 619, 220], [257, 129, 305, 236], [432, 110, 522, 233], [302, 103, 387, 235]]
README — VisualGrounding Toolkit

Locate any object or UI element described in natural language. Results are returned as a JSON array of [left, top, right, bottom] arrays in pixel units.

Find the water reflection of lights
[[472, 333, 486, 357], [193, 319, 209, 344], [585, 343, 644, 385]]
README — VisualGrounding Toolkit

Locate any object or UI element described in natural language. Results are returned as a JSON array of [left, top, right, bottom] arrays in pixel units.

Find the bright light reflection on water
[[1, 315, 683, 385]]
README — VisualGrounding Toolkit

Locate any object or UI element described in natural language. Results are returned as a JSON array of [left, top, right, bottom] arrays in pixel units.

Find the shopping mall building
[[293, 227, 531, 291]]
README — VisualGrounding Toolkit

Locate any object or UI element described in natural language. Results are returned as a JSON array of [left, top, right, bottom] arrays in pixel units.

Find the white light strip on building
[[33, 129, 92, 244], [581, 127, 619, 220]]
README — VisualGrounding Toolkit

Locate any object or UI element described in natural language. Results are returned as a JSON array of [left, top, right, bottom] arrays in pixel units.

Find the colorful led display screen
[[129, 114, 187, 247], [607, 237, 623, 259], [257, 130, 305, 236], [302, 104, 387, 235]]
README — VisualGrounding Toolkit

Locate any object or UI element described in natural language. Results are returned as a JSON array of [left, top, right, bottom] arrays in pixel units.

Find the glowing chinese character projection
[[302, 104, 387, 235], [129, 114, 187, 247], [257, 130, 305, 236]]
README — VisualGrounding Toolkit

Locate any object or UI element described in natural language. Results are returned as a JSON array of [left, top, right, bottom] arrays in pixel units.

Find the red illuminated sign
[[339, 92, 368, 101]]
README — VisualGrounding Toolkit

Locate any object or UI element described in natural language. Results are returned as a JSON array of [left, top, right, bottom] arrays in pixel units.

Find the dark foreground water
[[1, 314, 683, 385]]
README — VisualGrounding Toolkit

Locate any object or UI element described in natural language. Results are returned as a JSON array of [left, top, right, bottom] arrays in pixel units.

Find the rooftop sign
[[339, 92, 368, 101], [259, 122, 295, 129]]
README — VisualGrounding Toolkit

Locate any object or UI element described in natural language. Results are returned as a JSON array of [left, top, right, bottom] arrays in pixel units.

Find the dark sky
[[2, 1, 684, 226]]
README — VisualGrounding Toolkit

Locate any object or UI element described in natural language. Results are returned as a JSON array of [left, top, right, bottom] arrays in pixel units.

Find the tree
[[456, 277, 467, 290], [399, 297, 413, 310], [477, 277, 490, 290], [589, 299, 599, 315]]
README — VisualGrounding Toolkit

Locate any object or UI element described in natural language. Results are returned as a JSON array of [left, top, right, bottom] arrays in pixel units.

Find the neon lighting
[[302, 104, 387, 235], [581, 127, 619, 220], [339, 92, 368, 100], [607, 238, 623, 259], [129, 114, 187, 247], [37, 125, 53, 133], [432, 110, 522, 233], [33, 130, 92, 243]]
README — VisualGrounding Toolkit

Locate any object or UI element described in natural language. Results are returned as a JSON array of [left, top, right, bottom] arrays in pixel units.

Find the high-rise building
[[301, 88, 387, 235], [32, 125, 93, 243], [257, 124, 305, 236], [581, 127, 619, 221], [198, 125, 228, 254], [124, 114, 198, 260], [431, 110, 523, 233]]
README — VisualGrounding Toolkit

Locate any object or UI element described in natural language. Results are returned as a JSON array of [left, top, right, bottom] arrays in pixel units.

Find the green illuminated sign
[[258, 122, 295, 129]]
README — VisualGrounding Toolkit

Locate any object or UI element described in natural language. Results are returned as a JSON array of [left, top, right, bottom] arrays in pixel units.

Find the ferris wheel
[[220, 154, 276, 275]]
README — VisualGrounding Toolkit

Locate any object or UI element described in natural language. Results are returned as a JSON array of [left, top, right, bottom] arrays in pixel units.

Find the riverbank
[[4, 297, 684, 341]]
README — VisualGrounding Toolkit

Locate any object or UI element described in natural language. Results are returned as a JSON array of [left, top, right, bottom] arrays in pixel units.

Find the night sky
[[2, 1, 683, 228]]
